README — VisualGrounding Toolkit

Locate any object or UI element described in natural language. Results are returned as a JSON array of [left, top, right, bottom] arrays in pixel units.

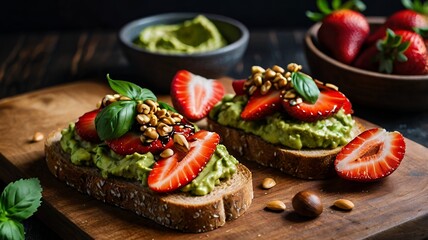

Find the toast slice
[[207, 118, 364, 179], [45, 129, 253, 233]]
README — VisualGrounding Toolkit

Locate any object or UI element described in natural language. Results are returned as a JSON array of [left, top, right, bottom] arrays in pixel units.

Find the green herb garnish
[[106, 74, 157, 101], [0, 178, 43, 240], [95, 75, 175, 140], [291, 71, 320, 104]]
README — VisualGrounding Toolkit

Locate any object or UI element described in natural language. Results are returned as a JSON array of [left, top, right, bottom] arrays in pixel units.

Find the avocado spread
[[60, 123, 237, 195], [209, 94, 356, 150], [135, 15, 227, 54]]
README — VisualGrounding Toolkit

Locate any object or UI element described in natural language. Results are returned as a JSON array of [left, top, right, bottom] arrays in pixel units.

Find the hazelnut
[[292, 190, 323, 218]]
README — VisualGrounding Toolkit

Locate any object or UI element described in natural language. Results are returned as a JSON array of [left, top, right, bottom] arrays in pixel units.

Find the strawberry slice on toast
[[240, 89, 282, 121], [106, 124, 194, 155], [75, 109, 101, 142], [148, 130, 220, 192], [282, 86, 346, 122], [335, 128, 406, 182], [232, 79, 247, 95], [171, 70, 225, 122]]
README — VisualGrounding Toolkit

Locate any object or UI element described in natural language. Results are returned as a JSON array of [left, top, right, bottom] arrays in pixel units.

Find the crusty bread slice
[[207, 119, 364, 180], [45, 129, 253, 233]]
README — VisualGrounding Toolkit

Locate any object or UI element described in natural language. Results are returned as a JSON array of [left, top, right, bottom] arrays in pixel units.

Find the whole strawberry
[[366, 0, 428, 46], [307, 0, 370, 64], [354, 28, 428, 75]]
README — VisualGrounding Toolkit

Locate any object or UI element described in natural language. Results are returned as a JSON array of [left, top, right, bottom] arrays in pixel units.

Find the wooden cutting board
[[0, 80, 427, 240]]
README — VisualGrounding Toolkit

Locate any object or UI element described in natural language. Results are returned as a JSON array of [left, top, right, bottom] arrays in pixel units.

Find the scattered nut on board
[[32, 132, 44, 142], [265, 200, 286, 212], [333, 199, 354, 211], [262, 177, 276, 189], [292, 190, 323, 218]]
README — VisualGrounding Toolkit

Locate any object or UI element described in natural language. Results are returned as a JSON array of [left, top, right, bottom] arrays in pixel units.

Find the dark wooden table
[[1, 29, 427, 239]]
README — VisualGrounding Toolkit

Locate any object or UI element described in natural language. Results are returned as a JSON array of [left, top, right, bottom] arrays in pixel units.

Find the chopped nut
[[333, 199, 354, 211], [265, 69, 277, 79], [32, 132, 44, 142], [260, 81, 272, 95], [251, 66, 265, 74], [326, 83, 339, 91], [102, 94, 116, 106], [149, 114, 158, 126], [160, 148, 174, 158], [155, 109, 168, 118], [173, 133, 190, 152], [283, 90, 296, 99], [136, 114, 150, 125], [137, 103, 151, 114], [145, 99, 158, 112], [253, 75, 263, 87], [272, 65, 285, 74], [287, 63, 302, 72], [157, 123, 173, 137], [265, 200, 286, 212], [262, 177, 276, 189], [144, 127, 158, 140], [314, 79, 324, 85], [119, 96, 131, 101], [248, 85, 258, 95]]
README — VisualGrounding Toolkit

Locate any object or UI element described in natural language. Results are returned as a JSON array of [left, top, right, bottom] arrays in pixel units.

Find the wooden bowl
[[304, 17, 428, 111]]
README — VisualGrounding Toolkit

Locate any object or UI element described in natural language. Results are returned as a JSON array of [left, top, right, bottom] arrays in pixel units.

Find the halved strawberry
[[335, 128, 406, 182], [282, 86, 345, 122], [339, 91, 353, 115], [171, 70, 225, 122], [148, 130, 220, 193], [106, 124, 194, 155], [75, 109, 101, 142], [240, 90, 282, 121], [232, 79, 246, 95]]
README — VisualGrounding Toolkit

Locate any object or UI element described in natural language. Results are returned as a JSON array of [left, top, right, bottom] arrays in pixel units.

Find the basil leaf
[[291, 72, 320, 104], [0, 220, 24, 240], [158, 101, 177, 113], [107, 74, 157, 101], [95, 100, 137, 140], [0, 178, 42, 221]]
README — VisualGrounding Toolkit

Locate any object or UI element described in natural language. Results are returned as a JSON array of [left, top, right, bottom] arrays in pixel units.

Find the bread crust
[[45, 130, 253, 233], [207, 118, 364, 179]]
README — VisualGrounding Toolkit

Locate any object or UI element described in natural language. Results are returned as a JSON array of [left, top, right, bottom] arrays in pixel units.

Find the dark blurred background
[[2, 0, 404, 33]]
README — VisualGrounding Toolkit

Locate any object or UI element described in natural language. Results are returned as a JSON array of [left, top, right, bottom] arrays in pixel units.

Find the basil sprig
[[106, 74, 157, 101], [96, 75, 175, 140], [96, 100, 137, 141], [291, 71, 320, 104], [0, 178, 42, 240]]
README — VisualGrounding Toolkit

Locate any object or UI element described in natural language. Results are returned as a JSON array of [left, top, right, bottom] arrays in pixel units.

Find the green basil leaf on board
[[107, 74, 157, 101], [291, 72, 320, 104], [95, 100, 137, 141], [0, 178, 42, 221], [0, 220, 24, 240]]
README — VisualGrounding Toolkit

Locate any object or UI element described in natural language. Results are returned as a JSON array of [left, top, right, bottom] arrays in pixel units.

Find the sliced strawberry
[[342, 97, 353, 115], [335, 128, 406, 182], [240, 89, 282, 121], [232, 79, 246, 95], [148, 130, 220, 193], [339, 92, 354, 115], [282, 86, 345, 122], [75, 109, 101, 142], [171, 70, 225, 122], [106, 124, 194, 155]]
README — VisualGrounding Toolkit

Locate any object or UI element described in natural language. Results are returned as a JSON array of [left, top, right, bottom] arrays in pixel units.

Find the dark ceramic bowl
[[304, 17, 428, 111], [119, 13, 249, 92]]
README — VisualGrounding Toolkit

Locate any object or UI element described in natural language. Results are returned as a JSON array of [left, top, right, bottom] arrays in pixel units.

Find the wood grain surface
[[0, 80, 427, 240]]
